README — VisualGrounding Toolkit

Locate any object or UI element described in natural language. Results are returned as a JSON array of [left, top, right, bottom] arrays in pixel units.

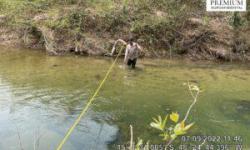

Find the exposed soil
[[0, 13, 250, 61]]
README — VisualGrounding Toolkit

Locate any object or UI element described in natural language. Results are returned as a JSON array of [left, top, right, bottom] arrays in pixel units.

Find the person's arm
[[136, 43, 145, 57], [117, 39, 127, 45], [136, 43, 143, 52], [110, 44, 116, 56], [124, 45, 129, 64], [111, 39, 127, 56]]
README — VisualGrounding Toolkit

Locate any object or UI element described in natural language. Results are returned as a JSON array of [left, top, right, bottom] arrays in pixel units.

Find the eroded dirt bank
[[0, 6, 249, 61]]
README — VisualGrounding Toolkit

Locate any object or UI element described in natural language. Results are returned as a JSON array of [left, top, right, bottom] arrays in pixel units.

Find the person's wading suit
[[124, 42, 141, 68]]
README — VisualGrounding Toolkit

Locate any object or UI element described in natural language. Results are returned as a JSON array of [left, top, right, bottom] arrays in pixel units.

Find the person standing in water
[[109, 38, 143, 68]]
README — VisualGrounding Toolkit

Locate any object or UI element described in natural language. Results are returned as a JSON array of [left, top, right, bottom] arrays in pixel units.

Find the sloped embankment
[[178, 17, 250, 61], [0, 7, 249, 61]]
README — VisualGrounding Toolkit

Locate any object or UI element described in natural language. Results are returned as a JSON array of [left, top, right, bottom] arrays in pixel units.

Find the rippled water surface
[[0, 46, 250, 149]]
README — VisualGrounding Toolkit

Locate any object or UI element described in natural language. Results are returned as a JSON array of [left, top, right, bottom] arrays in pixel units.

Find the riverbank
[[0, 0, 249, 61]]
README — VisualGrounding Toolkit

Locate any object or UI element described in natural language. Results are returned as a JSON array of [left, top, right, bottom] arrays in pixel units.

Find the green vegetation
[[0, 0, 202, 50], [150, 112, 194, 143], [0, 0, 249, 59]]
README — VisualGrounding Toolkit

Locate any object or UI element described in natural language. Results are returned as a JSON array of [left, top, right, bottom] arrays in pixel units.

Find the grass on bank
[[0, 0, 249, 55]]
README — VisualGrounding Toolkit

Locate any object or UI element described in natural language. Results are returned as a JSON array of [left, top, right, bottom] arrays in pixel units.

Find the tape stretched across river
[[56, 48, 123, 150]]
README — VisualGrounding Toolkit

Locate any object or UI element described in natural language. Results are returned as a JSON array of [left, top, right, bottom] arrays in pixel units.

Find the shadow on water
[[218, 100, 250, 124], [236, 100, 250, 113]]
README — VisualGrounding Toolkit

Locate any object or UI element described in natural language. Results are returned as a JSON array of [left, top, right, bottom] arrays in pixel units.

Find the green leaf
[[184, 122, 195, 131], [170, 112, 179, 123], [135, 138, 143, 150], [170, 134, 177, 140], [160, 133, 170, 141], [150, 122, 163, 131], [173, 121, 194, 136], [173, 122, 186, 136], [190, 84, 200, 92], [163, 115, 168, 127], [150, 115, 168, 131]]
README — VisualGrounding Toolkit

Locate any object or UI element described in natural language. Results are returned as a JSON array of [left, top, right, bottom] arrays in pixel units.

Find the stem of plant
[[167, 82, 200, 146], [130, 125, 134, 150]]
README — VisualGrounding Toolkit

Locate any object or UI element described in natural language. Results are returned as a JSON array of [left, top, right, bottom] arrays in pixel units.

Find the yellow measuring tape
[[56, 48, 123, 150]]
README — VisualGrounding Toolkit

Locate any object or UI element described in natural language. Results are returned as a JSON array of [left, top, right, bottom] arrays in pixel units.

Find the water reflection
[[0, 78, 118, 150]]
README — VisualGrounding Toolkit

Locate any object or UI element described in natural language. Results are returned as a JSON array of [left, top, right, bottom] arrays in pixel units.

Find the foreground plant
[[150, 82, 200, 145], [129, 82, 201, 150], [150, 112, 194, 144]]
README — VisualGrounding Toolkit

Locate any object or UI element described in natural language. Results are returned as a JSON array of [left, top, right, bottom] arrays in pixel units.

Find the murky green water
[[0, 46, 250, 150]]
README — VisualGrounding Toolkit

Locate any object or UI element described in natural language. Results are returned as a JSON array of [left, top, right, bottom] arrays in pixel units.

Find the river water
[[0, 46, 249, 149]]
